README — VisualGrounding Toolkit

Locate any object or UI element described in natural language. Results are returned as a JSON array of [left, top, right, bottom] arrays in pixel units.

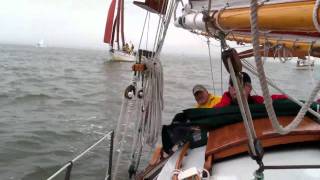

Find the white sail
[[36, 39, 46, 48]]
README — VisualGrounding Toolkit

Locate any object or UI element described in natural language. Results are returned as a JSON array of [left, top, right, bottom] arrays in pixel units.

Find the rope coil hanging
[[141, 56, 164, 146], [124, 0, 178, 177]]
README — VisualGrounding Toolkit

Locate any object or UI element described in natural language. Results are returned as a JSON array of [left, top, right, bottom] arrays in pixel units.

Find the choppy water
[[0, 44, 319, 180]]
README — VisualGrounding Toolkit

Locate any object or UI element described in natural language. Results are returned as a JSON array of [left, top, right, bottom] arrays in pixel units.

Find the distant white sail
[[36, 40, 46, 48]]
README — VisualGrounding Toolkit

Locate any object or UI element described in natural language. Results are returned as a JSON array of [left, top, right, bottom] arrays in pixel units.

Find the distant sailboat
[[36, 39, 46, 48], [104, 0, 135, 62]]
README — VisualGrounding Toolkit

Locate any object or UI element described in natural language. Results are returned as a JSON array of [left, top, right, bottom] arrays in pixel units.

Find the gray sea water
[[0, 44, 319, 180]]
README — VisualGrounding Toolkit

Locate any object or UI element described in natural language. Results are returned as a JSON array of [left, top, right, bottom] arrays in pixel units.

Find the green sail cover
[[162, 99, 319, 153], [183, 99, 317, 128]]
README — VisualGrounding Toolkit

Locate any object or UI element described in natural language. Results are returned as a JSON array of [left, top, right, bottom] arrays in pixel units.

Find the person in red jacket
[[215, 72, 264, 108]]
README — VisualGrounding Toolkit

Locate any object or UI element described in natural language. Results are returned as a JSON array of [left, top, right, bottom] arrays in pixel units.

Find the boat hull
[[110, 50, 135, 62]]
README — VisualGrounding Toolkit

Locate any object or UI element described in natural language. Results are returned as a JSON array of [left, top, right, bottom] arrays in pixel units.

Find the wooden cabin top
[[204, 115, 320, 170]]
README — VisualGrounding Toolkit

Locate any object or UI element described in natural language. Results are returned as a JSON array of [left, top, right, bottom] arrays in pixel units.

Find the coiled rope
[[142, 56, 164, 146], [138, 0, 177, 146], [128, 95, 144, 178], [126, 0, 178, 176], [250, 0, 320, 135]]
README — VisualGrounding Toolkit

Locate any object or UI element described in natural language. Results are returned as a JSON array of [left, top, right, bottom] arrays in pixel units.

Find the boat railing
[[47, 130, 114, 180]]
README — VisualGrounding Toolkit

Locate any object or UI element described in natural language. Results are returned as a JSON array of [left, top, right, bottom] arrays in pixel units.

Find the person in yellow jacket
[[193, 84, 221, 108]]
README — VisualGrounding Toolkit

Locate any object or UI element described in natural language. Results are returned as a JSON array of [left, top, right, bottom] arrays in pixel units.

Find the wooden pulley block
[[132, 63, 147, 72], [124, 85, 136, 99], [222, 48, 242, 74]]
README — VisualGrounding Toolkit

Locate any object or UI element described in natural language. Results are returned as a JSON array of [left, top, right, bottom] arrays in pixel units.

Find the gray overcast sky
[[0, 0, 218, 54]]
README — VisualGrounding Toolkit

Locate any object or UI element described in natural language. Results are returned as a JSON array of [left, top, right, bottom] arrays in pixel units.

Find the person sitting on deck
[[123, 43, 130, 53], [193, 84, 221, 108], [130, 44, 134, 54], [215, 72, 264, 108]]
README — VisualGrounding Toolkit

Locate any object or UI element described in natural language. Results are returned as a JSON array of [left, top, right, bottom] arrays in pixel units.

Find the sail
[[104, 0, 117, 44]]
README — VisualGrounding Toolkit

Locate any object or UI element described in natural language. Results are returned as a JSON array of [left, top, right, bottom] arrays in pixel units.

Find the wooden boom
[[214, 1, 320, 33]]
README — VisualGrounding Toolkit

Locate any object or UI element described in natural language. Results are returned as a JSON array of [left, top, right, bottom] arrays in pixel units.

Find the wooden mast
[[116, 0, 121, 50], [111, 17, 118, 50], [120, 0, 125, 48]]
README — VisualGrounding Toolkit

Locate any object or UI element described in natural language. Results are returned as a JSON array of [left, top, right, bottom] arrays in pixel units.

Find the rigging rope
[[155, 0, 178, 57], [215, 5, 229, 32], [112, 94, 138, 180], [227, 59, 258, 156], [307, 44, 316, 86], [158, 0, 173, 51], [152, 13, 163, 53], [273, 44, 293, 63], [146, 13, 151, 50], [250, 0, 320, 135], [220, 46, 224, 94], [128, 95, 144, 177], [137, 0, 176, 146], [206, 38, 216, 94], [126, 1, 178, 176], [141, 56, 164, 146], [242, 60, 320, 121], [138, 12, 150, 51]]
